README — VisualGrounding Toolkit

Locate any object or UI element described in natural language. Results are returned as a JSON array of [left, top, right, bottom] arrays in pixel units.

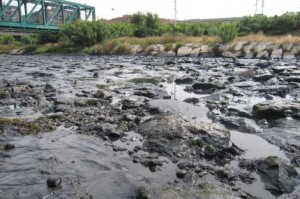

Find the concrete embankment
[[130, 42, 300, 59]]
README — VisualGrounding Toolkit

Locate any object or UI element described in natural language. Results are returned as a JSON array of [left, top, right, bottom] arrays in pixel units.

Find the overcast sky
[[73, 0, 299, 20]]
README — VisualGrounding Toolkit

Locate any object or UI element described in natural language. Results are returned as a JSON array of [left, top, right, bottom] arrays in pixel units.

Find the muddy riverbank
[[0, 55, 299, 199]]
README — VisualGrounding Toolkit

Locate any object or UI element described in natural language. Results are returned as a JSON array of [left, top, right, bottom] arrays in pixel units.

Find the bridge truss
[[0, 0, 95, 31]]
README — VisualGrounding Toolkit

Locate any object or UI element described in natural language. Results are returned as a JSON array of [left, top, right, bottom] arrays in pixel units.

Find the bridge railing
[[0, 0, 95, 31]]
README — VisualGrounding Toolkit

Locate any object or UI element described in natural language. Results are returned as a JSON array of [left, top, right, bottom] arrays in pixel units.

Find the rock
[[175, 77, 194, 85], [234, 42, 247, 52], [44, 83, 56, 93], [177, 161, 195, 170], [256, 60, 271, 68], [272, 65, 297, 73], [253, 100, 300, 119], [190, 48, 200, 58], [133, 86, 170, 99], [11, 86, 22, 94], [218, 116, 262, 134], [257, 156, 299, 195], [93, 90, 113, 102], [74, 98, 103, 107], [283, 52, 296, 60], [271, 49, 283, 59], [131, 45, 143, 55], [265, 77, 278, 85], [176, 170, 187, 179], [282, 43, 294, 52], [243, 42, 256, 54], [183, 97, 199, 104], [291, 45, 300, 55], [93, 72, 99, 78], [3, 143, 15, 150], [177, 46, 192, 57], [47, 177, 62, 188], [254, 42, 271, 53], [192, 82, 225, 91], [200, 45, 212, 54], [238, 172, 255, 184], [204, 145, 217, 158], [256, 50, 269, 59], [284, 76, 300, 83], [253, 69, 274, 81], [222, 51, 236, 58]]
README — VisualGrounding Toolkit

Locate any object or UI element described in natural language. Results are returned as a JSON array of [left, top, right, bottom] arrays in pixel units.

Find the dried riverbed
[[0, 55, 300, 199]]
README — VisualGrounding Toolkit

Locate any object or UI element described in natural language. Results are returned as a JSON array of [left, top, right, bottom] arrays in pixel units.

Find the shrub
[[0, 35, 15, 45], [36, 32, 61, 44], [20, 35, 36, 45], [218, 23, 237, 43]]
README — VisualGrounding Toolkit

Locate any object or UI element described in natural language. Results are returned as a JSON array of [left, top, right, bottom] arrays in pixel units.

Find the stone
[[284, 76, 300, 83], [190, 48, 200, 57], [159, 51, 175, 57], [222, 51, 236, 58], [253, 69, 274, 81], [283, 52, 296, 60], [44, 83, 56, 93], [177, 46, 192, 57], [256, 50, 269, 59], [271, 49, 283, 59], [200, 45, 212, 54], [282, 43, 294, 52], [192, 82, 225, 91], [234, 41, 247, 52], [291, 45, 300, 55], [219, 44, 231, 52], [272, 65, 297, 73], [175, 77, 194, 84], [253, 100, 300, 119], [131, 45, 143, 55], [47, 177, 62, 188], [257, 156, 299, 195], [256, 60, 271, 68], [204, 145, 217, 158], [11, 86, 22, 94], [243, 42, 256, 54], [265, 77, 278, 85], [218, 116, 262, 134], [183, 97, 199, 104], [254, 42, 272, 53], [93, 90, 112, 102]]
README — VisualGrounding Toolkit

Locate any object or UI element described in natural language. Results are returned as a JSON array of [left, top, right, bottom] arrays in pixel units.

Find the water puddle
[[230, 130, 288, 160]]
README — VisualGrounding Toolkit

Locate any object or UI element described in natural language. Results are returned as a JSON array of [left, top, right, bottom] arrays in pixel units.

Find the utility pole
[[261, 0, 264, 15], [255, 0, 258, 15], [174, 0, 177, 25]]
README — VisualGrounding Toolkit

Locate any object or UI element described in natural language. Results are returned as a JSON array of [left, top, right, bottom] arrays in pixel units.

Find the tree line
[[1, 12, 299, 46]]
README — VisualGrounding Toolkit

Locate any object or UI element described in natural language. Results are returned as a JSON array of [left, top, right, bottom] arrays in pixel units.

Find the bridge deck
[[0, 0, 95, 32]]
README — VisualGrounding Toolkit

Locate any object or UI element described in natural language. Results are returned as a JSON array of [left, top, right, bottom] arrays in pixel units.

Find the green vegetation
[[0, 88, 9, 99], [0, 117, 54, 135], [128, 78, 159, 86], [1, 12, 300, 55], [0, 34, 15, 45], [218, 23, 238, 43]]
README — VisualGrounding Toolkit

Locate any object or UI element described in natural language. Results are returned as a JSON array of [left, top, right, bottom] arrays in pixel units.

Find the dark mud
[[0, 55, 300, 199]]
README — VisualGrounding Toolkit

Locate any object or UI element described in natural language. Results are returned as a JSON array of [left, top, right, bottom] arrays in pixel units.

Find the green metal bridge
[[0, 0, 95, 31]]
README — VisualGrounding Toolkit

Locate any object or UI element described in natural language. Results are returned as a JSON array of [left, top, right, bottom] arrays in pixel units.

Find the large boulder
[[257, 156, 299, 195], [218, 116, 262, 134], [192, 82, 225, 91], [253, 100, 300, 119], [190, 48, 200, 57], [175, 77, 194, 85], [270, 49, 283, 59], [177, 46, 192, 57]]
